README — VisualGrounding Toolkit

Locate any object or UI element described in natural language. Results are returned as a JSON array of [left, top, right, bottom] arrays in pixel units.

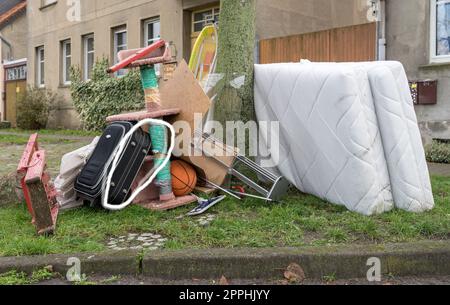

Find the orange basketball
[[171, 160, 198, 197]]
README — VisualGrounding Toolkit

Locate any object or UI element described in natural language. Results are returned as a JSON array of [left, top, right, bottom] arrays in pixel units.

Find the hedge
[[70, 58, 144, 131], [426, 140, 450, 164]]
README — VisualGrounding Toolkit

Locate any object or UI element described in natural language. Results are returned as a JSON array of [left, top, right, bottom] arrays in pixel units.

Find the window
[[144, 18, 161, 46], [6, 66, 27, 81], [192, 7, 220, 33], [41, 0, 57, 8], [83, 34, 95, 80], [431, 0, 450, 62], [62, 40, 72, 85], [113, 27, 127, 76], [36, 46, 45, 87]]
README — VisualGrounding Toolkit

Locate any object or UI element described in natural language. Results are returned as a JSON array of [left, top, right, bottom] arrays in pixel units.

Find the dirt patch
[[0, 139, 92, 178], [0, 173, 21, 207], [0, 135, 93, 207]]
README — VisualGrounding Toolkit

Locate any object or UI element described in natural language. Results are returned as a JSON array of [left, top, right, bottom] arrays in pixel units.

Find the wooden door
[[5, 80, 26, 127]]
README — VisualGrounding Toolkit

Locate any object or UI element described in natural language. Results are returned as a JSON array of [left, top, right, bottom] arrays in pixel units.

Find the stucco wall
[[386, 0, 450, 142], [27, 0, 188, 129], [256, 0, 370, 40], [0, 11, 27, 59]]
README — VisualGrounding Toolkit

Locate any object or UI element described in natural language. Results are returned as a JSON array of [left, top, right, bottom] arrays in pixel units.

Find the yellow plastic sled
[[189, 24, 218, 88]]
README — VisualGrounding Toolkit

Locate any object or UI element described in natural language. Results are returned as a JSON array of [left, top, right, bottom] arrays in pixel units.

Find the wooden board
[[159, 60, 234, 187], [159, 59, 211, 132], [259, 22, 377, 64]]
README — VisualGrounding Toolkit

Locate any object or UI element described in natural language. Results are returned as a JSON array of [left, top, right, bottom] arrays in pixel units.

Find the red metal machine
[[17, 134, 59, 235], [106, 39, 168, 73]]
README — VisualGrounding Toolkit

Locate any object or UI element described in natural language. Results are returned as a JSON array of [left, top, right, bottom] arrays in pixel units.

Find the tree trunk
[[213, 0, 256, 127]]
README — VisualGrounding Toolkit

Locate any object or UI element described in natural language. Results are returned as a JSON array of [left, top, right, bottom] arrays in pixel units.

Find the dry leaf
[[284, 263, 306, 283], [219, 275, 229, 285]]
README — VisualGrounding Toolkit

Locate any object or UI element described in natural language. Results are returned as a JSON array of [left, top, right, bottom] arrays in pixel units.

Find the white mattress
[[364, 62, 434, 212], [255, 61, 434, 214]]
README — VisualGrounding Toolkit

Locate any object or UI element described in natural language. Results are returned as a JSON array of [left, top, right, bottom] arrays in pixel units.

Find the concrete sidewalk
[[1, 240, 449, 281], [428, 162, 450, 177]]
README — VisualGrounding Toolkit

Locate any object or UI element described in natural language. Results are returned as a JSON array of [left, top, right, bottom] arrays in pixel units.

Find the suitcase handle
[[102, 119, 175, 211]]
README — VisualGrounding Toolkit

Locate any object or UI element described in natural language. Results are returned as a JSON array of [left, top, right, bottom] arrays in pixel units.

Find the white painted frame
[[37, 46, 45, 88], [430, 0, 450, 63], [113, 27, 127, 76], [143, 17, 161, 47], [192, 7, 220, 34], [62, 40, 72, 85]]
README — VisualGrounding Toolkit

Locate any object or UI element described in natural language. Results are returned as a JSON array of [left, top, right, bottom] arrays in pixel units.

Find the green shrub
[[70, 58, 144, 131], [0, 121, 11, 129], [16, 86, 56, 130], [426, 140, 450, 164]]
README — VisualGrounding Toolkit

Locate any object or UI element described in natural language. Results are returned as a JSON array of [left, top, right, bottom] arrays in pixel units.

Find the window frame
[[61, 39, 72, 85], [113, 27, 128, 76], [143, 17, 161, 47], [41, 0, 57, 9], [36, 46, 45, 88], [430, 0, 450, 63], [192, 7, 220, 34], [83, 34, 95, 81]]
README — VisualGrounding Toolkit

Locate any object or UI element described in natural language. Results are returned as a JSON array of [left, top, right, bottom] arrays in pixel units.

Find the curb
[[0, 251, 140, 277], [1, 241, 449, 280], [142, 241, 450, 280]]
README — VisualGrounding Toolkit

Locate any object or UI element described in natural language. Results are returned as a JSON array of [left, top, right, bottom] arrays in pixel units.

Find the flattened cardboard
[[159, 59, 211, 132], [159, 60, 234, 186]]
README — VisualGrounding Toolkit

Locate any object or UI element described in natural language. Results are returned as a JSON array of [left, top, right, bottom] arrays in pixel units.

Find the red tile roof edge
[[0, 1, 26, 28]]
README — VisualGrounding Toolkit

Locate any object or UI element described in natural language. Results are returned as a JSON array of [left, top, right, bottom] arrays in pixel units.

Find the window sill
[[40, 2, 57, 11], [59, 83, 71, 88], [419, 62, 450, 69]]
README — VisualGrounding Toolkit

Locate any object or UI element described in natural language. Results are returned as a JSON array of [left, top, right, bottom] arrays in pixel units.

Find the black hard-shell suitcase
[[74, 121, 151, 207], [107, 123, 151, 205]]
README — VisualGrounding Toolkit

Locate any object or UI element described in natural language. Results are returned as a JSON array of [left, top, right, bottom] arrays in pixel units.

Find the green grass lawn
[[0, 176, 448, 257], [0, 134, 78, 145], [0, 128, 100, 138]]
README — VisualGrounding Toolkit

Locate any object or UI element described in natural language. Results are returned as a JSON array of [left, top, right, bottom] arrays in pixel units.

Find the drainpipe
[[377, 0, 387, 61], [0, 35, 12, 61]]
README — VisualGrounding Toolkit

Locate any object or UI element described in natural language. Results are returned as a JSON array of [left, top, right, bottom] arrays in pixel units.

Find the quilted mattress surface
[[255, 61, 434, 214]]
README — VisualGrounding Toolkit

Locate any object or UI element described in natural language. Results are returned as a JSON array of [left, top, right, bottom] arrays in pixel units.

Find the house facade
[[0, 0, 27, 126], [385, 0, 450, 142], [26, 0, 369, 129]]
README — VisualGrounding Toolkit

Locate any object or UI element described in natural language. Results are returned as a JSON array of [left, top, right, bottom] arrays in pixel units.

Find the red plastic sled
[[17, 134, 59, 235]]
